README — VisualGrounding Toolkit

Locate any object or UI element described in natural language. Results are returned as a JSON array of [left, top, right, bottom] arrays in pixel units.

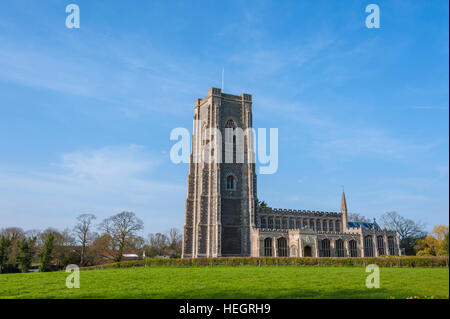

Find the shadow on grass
[[97, 287, 411, 299]]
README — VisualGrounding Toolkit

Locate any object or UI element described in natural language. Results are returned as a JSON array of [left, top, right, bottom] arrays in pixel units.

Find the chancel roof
[[347, 221, 380, 230]]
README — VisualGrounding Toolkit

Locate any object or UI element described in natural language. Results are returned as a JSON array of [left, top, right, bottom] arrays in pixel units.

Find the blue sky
[[0, 0, 448, 235]]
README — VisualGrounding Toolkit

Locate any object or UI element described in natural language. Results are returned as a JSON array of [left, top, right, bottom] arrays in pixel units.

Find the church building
[[182, 88, 400, 258]]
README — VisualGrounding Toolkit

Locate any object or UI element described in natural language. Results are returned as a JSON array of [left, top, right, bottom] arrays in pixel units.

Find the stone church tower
[[182, 88, 258, 258]]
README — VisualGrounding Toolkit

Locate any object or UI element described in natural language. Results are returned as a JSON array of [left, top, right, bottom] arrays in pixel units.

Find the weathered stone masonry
[[182, 88, 400, 258]]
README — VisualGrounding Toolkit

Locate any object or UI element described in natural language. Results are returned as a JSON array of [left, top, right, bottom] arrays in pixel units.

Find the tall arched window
[[277, 237, 288, 257], [226, 175, 235, 190], [329, 220, 334, 232], [310, 220, 315, 230], [349, 240, 358, 257], [335, 221, 341, 232], [377, 236, 385, 256], [282, 218, 288, 229], [364, 235, 374, 257], [320, 239, 331, 257], [224, 119, 236, 144], [336, 239, 345, 257], [316, 220, 322, 231], [322, 220, 328, 232], [388, 237, 396, 255], [264, 238, 273, 257]]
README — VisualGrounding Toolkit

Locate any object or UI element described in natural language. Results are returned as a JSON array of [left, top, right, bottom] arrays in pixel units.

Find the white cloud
[[59, 145, 158, 183], [0, 145, 185, 233]]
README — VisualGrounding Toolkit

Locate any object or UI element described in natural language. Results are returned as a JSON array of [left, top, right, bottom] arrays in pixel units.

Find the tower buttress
[[182, 88, 256, 258]]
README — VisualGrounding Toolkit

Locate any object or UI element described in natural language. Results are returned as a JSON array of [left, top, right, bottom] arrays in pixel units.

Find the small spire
[[341, 189, 347, 213]]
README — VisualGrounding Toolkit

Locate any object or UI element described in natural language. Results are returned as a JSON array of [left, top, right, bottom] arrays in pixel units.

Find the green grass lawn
[[0, 266, 448, 299]]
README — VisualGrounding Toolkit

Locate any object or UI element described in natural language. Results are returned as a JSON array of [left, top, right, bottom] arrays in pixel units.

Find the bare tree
[[25, 229, 41, 241], [99, 211, 144, 262], [86, 233, 110, 265], [381, 211, 426, 255], [167, 228, 182, 254], [347, 213, 371, 223], [73, 213, 96, 266], [148, 233, 169, 256]]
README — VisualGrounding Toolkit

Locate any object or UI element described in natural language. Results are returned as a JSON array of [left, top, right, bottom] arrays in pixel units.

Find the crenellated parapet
[[258, 207, 341, 218]]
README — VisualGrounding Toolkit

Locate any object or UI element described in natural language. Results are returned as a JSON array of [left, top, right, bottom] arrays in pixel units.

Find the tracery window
[[377, 236, 385, 256], [264, 238, 273, 257], [336, 239, 345, 257], [277, 237, 288, 257], [225, 119, 235, 128], [388, 237, 396, 255], [224, 119, 236, 145], [364, 235, 374, 257], [320, 239, 331, 257], [349, 240, 358, 257]]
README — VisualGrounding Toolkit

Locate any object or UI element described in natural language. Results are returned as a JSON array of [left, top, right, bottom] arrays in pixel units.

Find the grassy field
[[0, 266, 448, 299]]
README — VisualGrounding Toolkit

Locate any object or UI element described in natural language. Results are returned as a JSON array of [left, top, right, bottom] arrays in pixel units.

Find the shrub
[[80, 256, 449, 271], [39, 234, 54, 272]]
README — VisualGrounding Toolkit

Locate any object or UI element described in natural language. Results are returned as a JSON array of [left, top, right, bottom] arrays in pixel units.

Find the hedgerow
[[81, 256, 449, 271]]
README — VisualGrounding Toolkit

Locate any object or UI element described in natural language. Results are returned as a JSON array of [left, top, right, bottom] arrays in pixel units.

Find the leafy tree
[[61, 251, 81, 268], [415, 236, 440, 256], [381, 211, 426, 255], [73, 213, 96, 266], [39, 233, 54, 272], [429, 225, 449, 256], [0, 227, 26, 269], [16, 237, 36, 273], [258, 200, 269, 208], [0, 236, 11, 274], [99, 211, 144, 262], [431, 225, 449, 242], [39, 228, 76, 268], [442, 232, 449, 255]]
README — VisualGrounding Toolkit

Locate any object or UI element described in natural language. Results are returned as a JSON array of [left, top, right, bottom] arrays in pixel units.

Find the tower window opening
[[226, 175, 235, 190]]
